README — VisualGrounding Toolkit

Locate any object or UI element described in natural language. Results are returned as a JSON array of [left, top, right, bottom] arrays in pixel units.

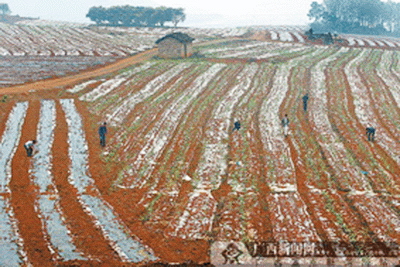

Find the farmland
[[0, 21, 400, 266]]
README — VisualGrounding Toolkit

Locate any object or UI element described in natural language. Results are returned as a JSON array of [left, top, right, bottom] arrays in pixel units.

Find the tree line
[[308, 0, 400, 36], [86, 6, 186, 27]]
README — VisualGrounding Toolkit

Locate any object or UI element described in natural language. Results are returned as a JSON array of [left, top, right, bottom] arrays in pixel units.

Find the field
[[0, 21, 399, 266]]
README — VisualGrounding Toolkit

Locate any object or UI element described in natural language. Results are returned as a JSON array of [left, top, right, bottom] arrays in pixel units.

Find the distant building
[[305, 28, 334, 45], [155, 32, 195, 58]]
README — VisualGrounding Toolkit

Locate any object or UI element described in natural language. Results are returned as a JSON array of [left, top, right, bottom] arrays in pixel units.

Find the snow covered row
[[345, 50, 400, 166], [60, 99, 157, 263], [259, 49, 325, 187], [268, 193, 320, 242], [0, 22, 157, 57], [166, 64, 260, 239], [125, 63, 226, 189], [376, 51, 400, 123], [309, 48, 371, 191], [342, 35, 399, 48], [194, 64, 259, 191], [0, 102, 28, 266], [203, 40, 308, 59], [31, 100, 85, 261], [79, 62, 156, 102], [67, 79, 104, 94], [0, 102, 28, 193], [106, 62, 192, 124], [0, 56, 116, 87]]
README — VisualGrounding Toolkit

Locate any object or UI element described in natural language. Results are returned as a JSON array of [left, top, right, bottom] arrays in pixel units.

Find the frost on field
[[67, 79, 103, 94], [377, 51, 400, 111], [278, 31, 294, 42], [32, 100, 86, 261], [346, 50, 400, 166], [259, 49, 324, 186], [308, 47, 371, 191], [0, 102, 28, 266], [60, 99, 157, 263], [107, 62, 191, 124], [166, 64, 261, 239], [123, 63, 226, 189], [0, 102, 28, 193], [79, 62, 156, 102], [0, 197, 25, 266], [268, 193, 320, 242]]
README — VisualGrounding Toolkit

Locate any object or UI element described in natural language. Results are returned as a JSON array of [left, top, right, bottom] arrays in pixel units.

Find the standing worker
[[281, 114, 290, 137], [24, 140, 37, 157], [98, 122, 107, 147], [366, 126, 375, 142], [302, 93, 309, 112]]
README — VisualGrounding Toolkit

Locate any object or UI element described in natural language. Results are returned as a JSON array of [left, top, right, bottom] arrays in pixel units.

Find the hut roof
[[155, 32, 194, 44]]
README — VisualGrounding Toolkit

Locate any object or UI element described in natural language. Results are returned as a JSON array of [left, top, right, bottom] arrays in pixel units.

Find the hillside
[[0, 22, 399, 266], [0, 14, 37, 24]]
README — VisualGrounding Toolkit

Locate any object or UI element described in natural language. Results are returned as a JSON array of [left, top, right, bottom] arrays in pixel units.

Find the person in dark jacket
[[366, 126, 375, 141], [232, 121, 241, 132], [98, 122, 107, 147], [302, 93, 309, 112]]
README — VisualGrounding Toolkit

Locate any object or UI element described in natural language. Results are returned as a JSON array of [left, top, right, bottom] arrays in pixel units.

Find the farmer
[[302, 93, 309, 111], [281, 114, 290, 137], [232, 120, 241, 132], [24, 140, 37, 157], [98, 122, 107, 147], [366, 126, 375, 142]]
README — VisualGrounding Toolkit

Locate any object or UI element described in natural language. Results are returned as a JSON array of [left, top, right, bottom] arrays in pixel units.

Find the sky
[[5, 0, 320, 27]]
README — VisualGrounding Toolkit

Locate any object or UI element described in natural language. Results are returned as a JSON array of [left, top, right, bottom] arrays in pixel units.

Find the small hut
[[155, 32, 195, 59]]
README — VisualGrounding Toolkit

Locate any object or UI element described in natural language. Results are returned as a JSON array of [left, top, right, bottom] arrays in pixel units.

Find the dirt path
[[0, 48, 158, 95]]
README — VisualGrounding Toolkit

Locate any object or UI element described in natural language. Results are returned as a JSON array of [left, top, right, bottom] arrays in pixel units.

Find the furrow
[[124, 63, 226, 189], [165, 64, 264, 239], [31, 100, 85, 261], [0, 102, 28, 266], [60, 98, 157, 263]]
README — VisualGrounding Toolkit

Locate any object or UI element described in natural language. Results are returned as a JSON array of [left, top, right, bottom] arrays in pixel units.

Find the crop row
[[0, 99, 156, 265], [0, 56, 117, 87], [69, 42, 400, 248]]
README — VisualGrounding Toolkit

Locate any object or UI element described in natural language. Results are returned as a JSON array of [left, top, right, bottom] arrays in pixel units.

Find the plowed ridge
[[0, 99, 156, 265], [2, 35, 400, 264], [73, 42, 400, 252], [0, 102, 28, 266]]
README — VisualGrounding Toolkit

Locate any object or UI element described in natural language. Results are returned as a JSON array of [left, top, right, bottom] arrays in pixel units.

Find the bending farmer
[[24, 140, 37, 157]]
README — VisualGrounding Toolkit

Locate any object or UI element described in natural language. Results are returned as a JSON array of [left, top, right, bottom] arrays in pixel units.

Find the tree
[[308, 2, 326, 23], [0, 3, 10, 15], [308, 0, 398, 35], [86, 6, 107, 25], [385, 0, 400, 32], [171, 8, 186, 27]]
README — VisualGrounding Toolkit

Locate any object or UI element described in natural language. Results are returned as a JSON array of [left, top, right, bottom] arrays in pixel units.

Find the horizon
[[6, 0, 315, 28]]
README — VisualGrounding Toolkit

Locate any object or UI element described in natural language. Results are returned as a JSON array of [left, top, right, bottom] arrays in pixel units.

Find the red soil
[[1, 39, 400, 266]]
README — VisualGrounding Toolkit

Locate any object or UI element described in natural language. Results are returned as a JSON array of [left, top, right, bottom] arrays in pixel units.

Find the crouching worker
[[24, 140, 37, 157], [366, 126, 375, 142], [232, 121, 241, 132]]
